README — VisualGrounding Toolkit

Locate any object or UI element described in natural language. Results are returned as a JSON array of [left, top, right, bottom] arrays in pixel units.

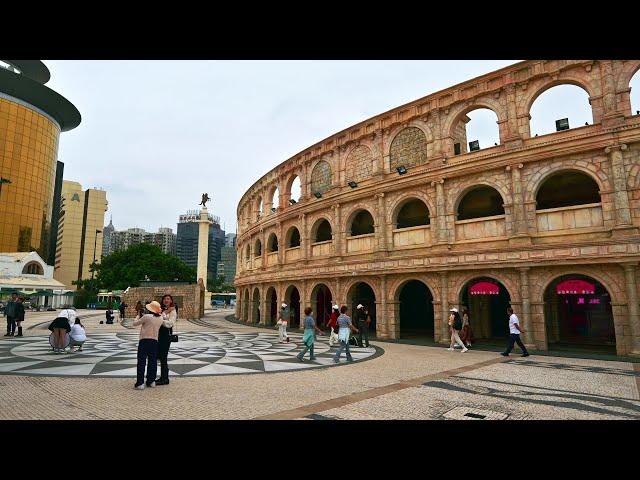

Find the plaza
[[0, 308, 637, 420]]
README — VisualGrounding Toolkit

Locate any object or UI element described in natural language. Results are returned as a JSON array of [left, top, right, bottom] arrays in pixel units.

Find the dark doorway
[[347, 282, 377, 334], [252, 289, 260, 324], [544, 275, 615, 353], [312, 284, 332, 327], [267, 288, 277, 325], [399, 280, 434, 340], [285, 286, 301, 329], [460, 278, 511, 343]]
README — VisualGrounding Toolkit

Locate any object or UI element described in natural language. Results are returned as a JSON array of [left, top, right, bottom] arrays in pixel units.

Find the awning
[[469, 281, 500, 295], [556, 279, 595, 295]]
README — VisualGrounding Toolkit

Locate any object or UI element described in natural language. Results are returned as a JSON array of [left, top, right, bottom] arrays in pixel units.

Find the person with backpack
[[447, 307, 468, 353], [277, 303, 290, 343], [355, 304, 371, 348], [333, 305, 359, 363], [327, 305, 339, 347]]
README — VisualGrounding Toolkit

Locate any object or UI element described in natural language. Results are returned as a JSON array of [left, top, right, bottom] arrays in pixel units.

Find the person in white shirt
[[501, 307, 530, 357], [68, 318, 87, 352]]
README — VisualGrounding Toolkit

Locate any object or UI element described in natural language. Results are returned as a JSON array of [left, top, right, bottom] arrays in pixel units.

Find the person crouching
[[132, 301, 164, 390]]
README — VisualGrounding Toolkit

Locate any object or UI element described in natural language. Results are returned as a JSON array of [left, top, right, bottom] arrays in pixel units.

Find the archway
[[347, 282, 377, 334], [270, 187, 280, 212], [349, 210, 375, 236], [631, 69, 640, 116], [457, 186, 505, 220], [313, 219, 332, 242], [452, 108, 500, 155], [397, 280, 434, 340], [242, 289, 249, 321], [284, 285, 301, 329], [310, 283, 333, 327], [265, 287, 278, 325], [536, 171, 601, 209], [286, 227, 301, 248], [459, 277, 511, 343], [396, 198, 430, 228], [267, 233, 279, 252], [252, 288, 260, 324], [544, 275, 615, 353], [530, 84, 593, 136]]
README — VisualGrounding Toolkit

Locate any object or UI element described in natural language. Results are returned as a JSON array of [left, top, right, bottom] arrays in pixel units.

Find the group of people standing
[[3, 292, 25, 337]]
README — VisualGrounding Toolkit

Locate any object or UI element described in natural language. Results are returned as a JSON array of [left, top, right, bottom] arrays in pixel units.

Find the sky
[[43, 60, 640, 235]]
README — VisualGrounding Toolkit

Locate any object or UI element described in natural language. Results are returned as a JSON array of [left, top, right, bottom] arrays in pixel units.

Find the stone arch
[[386, 191, 435, 226], [443, 99, 506, 143], [534, 169, 602, 210], [22, 261, 44, 275], [388, 126, 429, 172], [309, 282, 333, 326], [387, 274, 441, 304], [244, 244, 251, 261], [267, 184, 280, 211], [455, 184, 506, 220], [447, 175, 510, 217], [264, 285, 278, 325], [254, 238, 262, 257], [453, 271, 520, 305], [344, 144, 374, 184], [532, 268, 625, 306], [285, 225, 301, 248], [392, 277, 437, 340], [267, 232, 279, 252], [251, 287, 261, 323], [284, 284, 302, 329], [242, 288, 250, 322], [341, 277, 381, 305], [615, 60, 640, 95], [310, 217, 333, 243], [347, 209, 375, 237], [391, 196, 432, 228], [525, 162, 609, 204], [255, 195, 263, 218], [310, 160, 333, 195], [524, 78, 596, 124], [284, 171, 303, 205]]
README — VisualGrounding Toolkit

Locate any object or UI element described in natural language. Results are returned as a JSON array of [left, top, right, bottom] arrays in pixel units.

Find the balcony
[[455, 214, 506, 241], [536, 203, 603, 234], [267, 252, 278, 266], [254, 257, 263, 268], [392, 225, 431, 248], [311, 240, 333, 257], [285, 246, 300, 262], [346, 233, 376, 253]]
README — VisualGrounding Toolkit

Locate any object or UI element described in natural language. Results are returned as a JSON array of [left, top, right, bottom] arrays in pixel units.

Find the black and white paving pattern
[[0, 331, 381, 377]]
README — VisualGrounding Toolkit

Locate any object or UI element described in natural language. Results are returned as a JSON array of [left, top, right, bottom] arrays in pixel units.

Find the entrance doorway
[[347, 282, 376, 334], [311, 284, 332, 327], [460, 278, 511, 343], [252, 288, 260, 324], [266, 287, 277, 325], [544, 275, 615, 353], [398, 280, 434, 340], [284, 285, 301, 329], [242, 290, 249, 321]]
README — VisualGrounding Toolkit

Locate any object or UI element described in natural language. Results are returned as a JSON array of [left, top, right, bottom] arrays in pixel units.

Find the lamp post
[[0, 177, 11, 201], [92, 229, 102, 280]]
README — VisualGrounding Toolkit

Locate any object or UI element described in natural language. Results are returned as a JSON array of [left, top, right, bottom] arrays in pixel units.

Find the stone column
[[439, 271, 449, 343], [605, 145, 633, 230], [261, 228, 267, 270], [277, 222, 283, 266], [333, 203, 342, 258], [431, 179, 447, 244], [508, 164, 528, 235], [259, 286, 266, 325], [375, 193, 387, 252], [622, 262, 640, 356], [301, 162, 310, 200], [300, 214, 309, 262], [379, 274, 388, 339], [518, 267, 535, 349], [197, 208, 212, 288]]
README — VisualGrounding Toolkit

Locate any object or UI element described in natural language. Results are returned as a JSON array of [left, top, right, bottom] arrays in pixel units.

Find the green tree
[[89, 243, 196, 291]]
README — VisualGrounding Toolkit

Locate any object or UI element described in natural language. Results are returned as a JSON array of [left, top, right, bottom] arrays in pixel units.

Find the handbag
[[169, 324, 178, 343]]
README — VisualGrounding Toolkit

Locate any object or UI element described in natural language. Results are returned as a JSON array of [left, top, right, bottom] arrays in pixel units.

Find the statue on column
[[199, 193, 211, 208]]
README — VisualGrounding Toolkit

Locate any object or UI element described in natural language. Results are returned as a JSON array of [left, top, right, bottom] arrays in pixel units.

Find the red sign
[[469, 281, 500, 295], [556, 279, 595, 295]]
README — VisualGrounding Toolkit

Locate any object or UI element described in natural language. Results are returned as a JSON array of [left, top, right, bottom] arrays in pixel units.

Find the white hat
[[332, 304, 339, 310], [281, 303, 287, 308], [449, 307, 458, 313], [357, 304, 364, 309], [57, 308, 77, 324]]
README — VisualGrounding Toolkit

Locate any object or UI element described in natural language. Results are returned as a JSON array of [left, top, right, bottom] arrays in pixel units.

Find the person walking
[[334, 306, 359, 363], [447, 307, 468, 353], [14, 296, 25, 337], [355, 304, 371, 348], [118, 301, 127, 321], [501, 307, 530, 357], [68, 318, 87, 352], [327, 304, 339, 347], [460, 308, 473, 348], [4, 292, 18, 337], [277, 303, 290, 343], [156, 294, 177, 385], [297, 307, 324, 362], [132, 301, 164, 390]]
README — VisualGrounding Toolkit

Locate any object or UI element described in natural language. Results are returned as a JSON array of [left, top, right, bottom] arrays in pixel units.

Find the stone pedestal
[[197, 208, 212, 287]]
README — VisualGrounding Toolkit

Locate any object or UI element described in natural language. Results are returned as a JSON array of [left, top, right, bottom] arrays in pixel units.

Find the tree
[[89, 243, 196, 291]]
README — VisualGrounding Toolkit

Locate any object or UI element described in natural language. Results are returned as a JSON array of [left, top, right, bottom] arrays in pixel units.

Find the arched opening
[[244, 245, 250, 261], [284, 285, 301, 329], [289, 176, 301, 203], [286, 227, 301, 248], [536, 171, 601, 210], [349, 210, 375, 236], [270, 187, 280, 212], [313, 219, 332, 243], [460, 277, 511, 344], [397, 280, 434, 340], [310, 160, 332, 195], [347, 282, 376, 334], [254, 239, 262, 257], [457, 186, 505, 220], [242, 289, 249, 321], [530, 84, 593, 136], [452, 108, 500, 155], [396, 198, 430, 228], [22, 261, 44, 275], [544, 274, 615, 353], [310, 283, 333, 327], [252, 288, 260, 324], [267, 233, 279, 252], [389, 127, 428, 171], [266, 287, 278, 325], [256, 196, 264, 219], [631, 69, 640, 116]]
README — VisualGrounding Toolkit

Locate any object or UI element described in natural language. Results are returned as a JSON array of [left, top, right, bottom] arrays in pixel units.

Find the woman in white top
[[155, 294, 177, 385], [68, 318, 87, 352]]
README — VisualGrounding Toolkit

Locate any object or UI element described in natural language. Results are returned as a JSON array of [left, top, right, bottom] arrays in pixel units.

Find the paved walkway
[[1, 309, 638, 420]]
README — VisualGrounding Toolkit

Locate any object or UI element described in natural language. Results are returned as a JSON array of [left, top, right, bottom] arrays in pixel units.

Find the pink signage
[[469, 281, 500, 295], [556, 279, 595, 295]]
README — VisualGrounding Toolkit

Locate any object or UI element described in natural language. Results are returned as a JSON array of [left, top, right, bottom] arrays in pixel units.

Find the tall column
[[433, 179, 447, 244], [277, 222, 283, 266], [622, 262, 640, 356], [605, 145, 633, 229], [301, 162, 310, 200], [197, 208, 212, 288], [300, 213, 309, 261], [518, 267, 535, 348], [261, 228, 267, 270], [375, 193, 387, 252], [508, 164, 528, 236], [259, 286, 266, 325], [333, 203, 342, 258], [439, 271, 449, 343], [379, 274, 387, 339]]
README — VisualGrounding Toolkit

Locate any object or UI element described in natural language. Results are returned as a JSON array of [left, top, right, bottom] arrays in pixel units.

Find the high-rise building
[[102, 223, 176, 256], [0, 60, 81, 260], [109, 227, 146, 253], [225, 233, 237, 248], [101, 216, 115, 257], [143, 227, 176, 255], [54, 181, 108, 289], [176, 210, 224, 282], [48, 160, 65, 265], [217, 245, 237, 286]]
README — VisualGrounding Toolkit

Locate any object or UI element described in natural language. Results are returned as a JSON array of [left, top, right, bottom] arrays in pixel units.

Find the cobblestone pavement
[[1, 309, 638, 420]]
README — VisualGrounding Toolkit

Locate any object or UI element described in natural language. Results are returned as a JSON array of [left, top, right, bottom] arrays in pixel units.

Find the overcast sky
[[43, 60, 640, 235]]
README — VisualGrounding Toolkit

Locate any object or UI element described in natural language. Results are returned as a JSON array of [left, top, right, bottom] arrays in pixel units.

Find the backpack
[[453, 313, 462, 331]]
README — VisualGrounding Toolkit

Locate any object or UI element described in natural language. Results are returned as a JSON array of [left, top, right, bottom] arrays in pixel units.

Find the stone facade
[[121, 281, 205, 320], [235, 60, 640, 357]]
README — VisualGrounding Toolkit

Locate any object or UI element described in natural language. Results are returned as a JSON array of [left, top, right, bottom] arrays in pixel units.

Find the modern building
[[102, 223, 177, 256], [109, 227, 145, 253], [0, 60, 81, 260], [54, 181, 108, 289], [144, 227, 177, 256], [217, 245, 237, 286], [234, 60, 640, 358], [48, 160, 65, 266], [101, 216, 115, 257], [0, 251, 72, 307], [225, 233, 237, 248], [176, 210, 225, 282]]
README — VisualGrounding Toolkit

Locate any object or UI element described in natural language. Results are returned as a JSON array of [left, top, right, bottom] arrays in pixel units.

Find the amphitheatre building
[[234, 60, 640, 357]]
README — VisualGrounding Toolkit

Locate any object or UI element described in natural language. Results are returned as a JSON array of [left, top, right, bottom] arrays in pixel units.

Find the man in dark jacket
[[119, 301, 127, 320], [4, 292, 18, 336], [355, 304, 371, 348]]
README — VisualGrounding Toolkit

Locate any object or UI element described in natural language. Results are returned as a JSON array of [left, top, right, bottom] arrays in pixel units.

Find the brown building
[[235, 60, 640, 358], [0, 60, 80, 261], [54, 180, 108, 289]]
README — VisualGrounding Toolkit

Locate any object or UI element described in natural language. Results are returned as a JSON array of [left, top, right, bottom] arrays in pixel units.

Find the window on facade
[[397, 199, 430, 228], [631, 69, 640, 116], [530, 84, 593, 136], [536, 171, 600, 210], [268, 234, 279, 252], [314, 220, 332, 242], [350, 210, 375, 236], [254, 240, 262, 257], [22, 262, 44, 275], [457, 186, 505, 220], [452, 108, 500, 154], [287, 228, 301, 248]]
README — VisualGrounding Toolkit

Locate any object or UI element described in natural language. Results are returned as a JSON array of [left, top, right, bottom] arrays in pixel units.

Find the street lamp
[[92, 229, 102, 279], [0, 177, 11, 201]]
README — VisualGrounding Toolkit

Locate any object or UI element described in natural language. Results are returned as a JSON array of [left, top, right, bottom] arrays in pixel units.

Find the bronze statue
[[199, 193, 210, 207]]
